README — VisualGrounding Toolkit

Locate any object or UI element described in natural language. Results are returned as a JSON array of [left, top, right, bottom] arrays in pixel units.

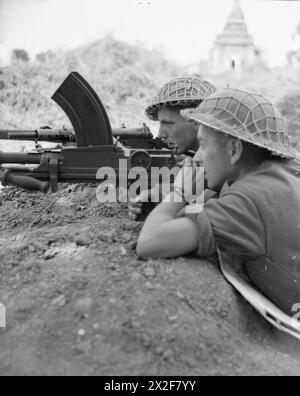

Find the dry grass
[[0, 36, 183, 152]]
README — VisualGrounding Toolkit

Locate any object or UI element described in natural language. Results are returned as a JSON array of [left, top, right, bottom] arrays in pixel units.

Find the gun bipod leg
[[50, 158, 59, 192]]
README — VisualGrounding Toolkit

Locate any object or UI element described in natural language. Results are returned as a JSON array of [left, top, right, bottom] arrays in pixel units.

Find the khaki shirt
[[187, 158, 300, 315]]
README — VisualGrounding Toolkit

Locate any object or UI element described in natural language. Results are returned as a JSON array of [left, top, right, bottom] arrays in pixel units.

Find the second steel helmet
[[145, 77, 216, 121], [182, 88, 295, 159]]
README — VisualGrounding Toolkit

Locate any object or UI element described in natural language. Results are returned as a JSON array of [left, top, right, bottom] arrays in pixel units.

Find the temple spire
[[228, 0, 246, 23], [211, 0, 260, 73], [215, 0, 254, 47]]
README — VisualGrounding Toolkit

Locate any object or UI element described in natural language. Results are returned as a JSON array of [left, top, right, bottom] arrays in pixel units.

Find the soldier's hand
[[173, 157, 205, 204], [129, 189, 156, 221], [128, 197, 144, 221], [128, 184, 170, 221]]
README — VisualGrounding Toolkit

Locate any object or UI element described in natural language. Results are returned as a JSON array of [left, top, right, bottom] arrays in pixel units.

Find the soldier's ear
[[228, 138, 243, 165]]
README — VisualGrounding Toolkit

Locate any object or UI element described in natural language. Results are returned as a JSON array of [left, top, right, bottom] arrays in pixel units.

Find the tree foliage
[[12, 49, 30, 62], [0, 36, 183, 130]]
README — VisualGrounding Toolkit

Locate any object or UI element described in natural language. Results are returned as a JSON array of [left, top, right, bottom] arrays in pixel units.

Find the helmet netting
[[183, 89, 295, 159], [146, 77, 216, 120]]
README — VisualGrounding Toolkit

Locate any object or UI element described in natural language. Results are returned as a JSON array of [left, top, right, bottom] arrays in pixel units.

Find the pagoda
[[211, 0, 259, 73]]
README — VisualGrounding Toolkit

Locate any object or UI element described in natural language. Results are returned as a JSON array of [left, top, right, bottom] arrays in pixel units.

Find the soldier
[[129, 77, 216, 220], [137, 88, 300, 316]]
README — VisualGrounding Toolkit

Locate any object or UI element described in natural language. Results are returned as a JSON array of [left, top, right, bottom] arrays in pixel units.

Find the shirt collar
[[220, 180, 234, 197]]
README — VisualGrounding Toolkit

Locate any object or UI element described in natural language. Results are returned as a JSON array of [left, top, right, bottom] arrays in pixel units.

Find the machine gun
[[0, 72, 177, 203]]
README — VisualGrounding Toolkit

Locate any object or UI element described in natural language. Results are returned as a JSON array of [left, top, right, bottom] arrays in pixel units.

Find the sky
[[0, 0, 300, 67]]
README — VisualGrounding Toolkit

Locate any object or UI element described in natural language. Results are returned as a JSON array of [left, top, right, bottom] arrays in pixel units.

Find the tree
[[12, 49, 30, 62]]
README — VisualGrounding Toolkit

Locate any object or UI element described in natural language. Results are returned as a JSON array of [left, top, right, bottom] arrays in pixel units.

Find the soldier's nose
[[158, 125, 168, 140], [193, 147, 203, 163]]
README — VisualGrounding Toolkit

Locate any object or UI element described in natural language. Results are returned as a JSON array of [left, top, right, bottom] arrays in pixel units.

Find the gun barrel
[[8, 132, 39, 139], [5, 129, 76, 143], [0, 152, 42, 164], [0, 131, 10, 139], [0, 127, 154, 142], [113, 128, 153, 139]]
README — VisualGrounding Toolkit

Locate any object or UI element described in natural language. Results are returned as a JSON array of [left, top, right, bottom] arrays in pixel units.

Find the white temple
[[211, 0, 260, 73]]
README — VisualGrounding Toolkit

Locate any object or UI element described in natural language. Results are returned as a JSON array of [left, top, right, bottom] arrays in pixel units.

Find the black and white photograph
[[0, 0, 300, 378]]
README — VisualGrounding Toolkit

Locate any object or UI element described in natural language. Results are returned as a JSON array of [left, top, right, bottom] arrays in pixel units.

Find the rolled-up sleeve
[[186, 191, 266, 258]]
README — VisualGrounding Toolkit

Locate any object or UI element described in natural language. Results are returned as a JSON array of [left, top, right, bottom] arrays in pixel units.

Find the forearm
[[136, 162, 205, 259], [140, 193, 186, 235], [137, 192, 199, 259]]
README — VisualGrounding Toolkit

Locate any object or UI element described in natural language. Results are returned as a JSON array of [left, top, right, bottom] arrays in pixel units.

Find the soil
[[0, 185, 300, 376]]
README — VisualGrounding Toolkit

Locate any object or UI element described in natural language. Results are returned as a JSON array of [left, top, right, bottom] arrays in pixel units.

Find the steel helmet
[[146, 77, 216, 121], [182, 88, 295, 159]]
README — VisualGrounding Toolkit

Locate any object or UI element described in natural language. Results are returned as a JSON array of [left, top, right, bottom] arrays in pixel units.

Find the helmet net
[[183, 89, 295, 159], [146, 77, 216, 120]]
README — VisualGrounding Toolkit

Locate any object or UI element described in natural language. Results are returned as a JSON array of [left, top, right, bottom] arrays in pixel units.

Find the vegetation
[[0, 36, 299, 151], [0, 36, 183, 131]]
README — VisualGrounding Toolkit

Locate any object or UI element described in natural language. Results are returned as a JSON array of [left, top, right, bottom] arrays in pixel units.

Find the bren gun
[[0, 72, 177, 204]]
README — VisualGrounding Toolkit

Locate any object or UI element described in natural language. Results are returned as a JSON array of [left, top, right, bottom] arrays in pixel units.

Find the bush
[[12, 49, 30, 62], [0, 36, 183, 131]]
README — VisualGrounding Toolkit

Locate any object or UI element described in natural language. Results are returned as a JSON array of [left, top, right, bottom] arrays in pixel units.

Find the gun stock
[[0, 169, 49, 193]]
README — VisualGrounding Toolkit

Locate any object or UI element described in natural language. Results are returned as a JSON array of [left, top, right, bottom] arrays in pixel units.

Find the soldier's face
[[157, 108, 198, 155], [195, 126, 235, 192]]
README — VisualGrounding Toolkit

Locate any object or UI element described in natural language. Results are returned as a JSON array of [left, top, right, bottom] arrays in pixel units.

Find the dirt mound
[[0, 186, 300, 376]]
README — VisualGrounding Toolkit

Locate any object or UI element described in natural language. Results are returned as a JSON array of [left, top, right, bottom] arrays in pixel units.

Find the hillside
[[0, 38, 300, 376], [0, 36, 183, 151]]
